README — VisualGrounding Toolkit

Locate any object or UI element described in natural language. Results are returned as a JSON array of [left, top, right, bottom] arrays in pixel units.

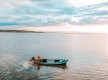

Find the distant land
[[0, 30, 44, 33], [0, 29, 105, 34]]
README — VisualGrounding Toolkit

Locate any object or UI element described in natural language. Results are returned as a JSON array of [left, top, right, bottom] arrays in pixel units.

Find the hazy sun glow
[[18, 23, 108, 33]]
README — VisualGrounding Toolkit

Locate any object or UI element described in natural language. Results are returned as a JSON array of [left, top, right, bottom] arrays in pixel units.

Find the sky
[[0, 0, 108, 33]]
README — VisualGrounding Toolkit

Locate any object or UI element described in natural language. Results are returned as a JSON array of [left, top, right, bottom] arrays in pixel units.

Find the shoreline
[[0, 30, 44, 33], [0, 30, 107, 34]]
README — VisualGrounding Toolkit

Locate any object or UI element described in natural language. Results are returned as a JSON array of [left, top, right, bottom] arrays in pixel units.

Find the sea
[[0, 32, 108, 80]]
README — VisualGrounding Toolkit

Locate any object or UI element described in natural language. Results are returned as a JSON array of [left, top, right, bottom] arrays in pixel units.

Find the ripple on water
[[0, 53, 20, 80], [0, 33, 108, 80]]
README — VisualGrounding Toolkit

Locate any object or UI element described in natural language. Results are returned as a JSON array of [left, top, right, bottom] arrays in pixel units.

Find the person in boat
[[30, 56, 42, 63], [30, 56, 41, 70], [30, 57, 37, 64], [37, 55, 42, 62]]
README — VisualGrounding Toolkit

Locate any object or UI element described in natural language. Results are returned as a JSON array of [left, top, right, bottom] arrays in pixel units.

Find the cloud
[[65, 0, 108, 7], [0, 0, 37, 10], [0, 0, 108, 27]]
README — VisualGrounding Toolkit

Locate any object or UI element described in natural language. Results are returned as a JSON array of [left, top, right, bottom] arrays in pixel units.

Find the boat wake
[[17, 61, 33, 72]]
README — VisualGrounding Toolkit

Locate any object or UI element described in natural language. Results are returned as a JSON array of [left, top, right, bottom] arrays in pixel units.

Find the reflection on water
[[33, 64, 67, 70], [41, 64, 67, 69], [0, 33, 108, 80]]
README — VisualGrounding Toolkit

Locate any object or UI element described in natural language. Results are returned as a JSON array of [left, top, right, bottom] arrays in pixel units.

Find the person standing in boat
[[31, 57, 38, 64], [30, 56, 42, 70], [31, 55, 42, 63], [37, 55, 42, 62]]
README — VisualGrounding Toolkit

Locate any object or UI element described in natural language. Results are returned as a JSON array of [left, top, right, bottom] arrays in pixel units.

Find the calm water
[[0, 32, 108, 80]]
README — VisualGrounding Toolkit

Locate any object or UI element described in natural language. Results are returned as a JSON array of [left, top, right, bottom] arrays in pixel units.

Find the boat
[[42, 64, 67, 69], [37, 59, 68, 65]]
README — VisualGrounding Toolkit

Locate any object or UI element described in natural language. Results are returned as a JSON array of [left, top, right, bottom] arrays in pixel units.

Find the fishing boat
[[37, 59, 68, 65], [42, 64, 67, 69]]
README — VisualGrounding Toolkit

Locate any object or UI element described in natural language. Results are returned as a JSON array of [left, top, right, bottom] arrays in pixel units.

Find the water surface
[[0, 32, 108, 80]]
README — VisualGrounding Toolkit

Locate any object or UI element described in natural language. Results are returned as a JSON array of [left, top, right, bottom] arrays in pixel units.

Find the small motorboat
[[37, 59, 68, 65]]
